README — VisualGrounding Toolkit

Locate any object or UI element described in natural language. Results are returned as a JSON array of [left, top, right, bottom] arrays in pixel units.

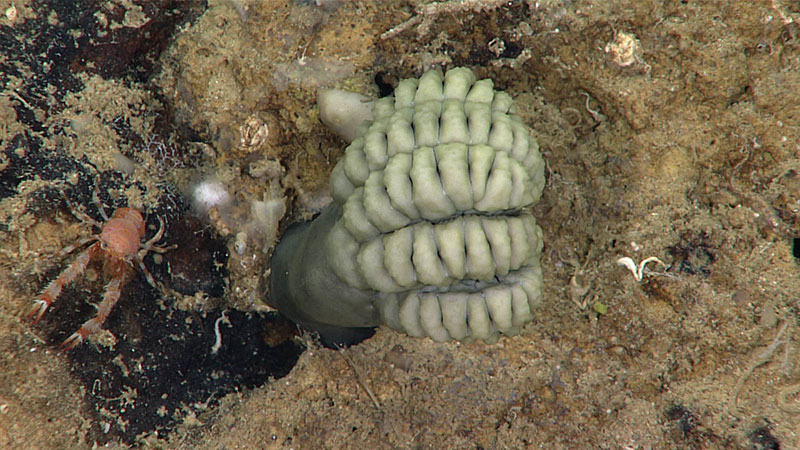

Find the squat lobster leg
[[28, 243, 102, 322], [61, 270, 128, 350], [136, 216, 174, 290]]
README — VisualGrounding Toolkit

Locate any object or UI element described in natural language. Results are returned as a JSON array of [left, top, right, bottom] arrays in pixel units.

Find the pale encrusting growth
[[270, 67, 545, 346]]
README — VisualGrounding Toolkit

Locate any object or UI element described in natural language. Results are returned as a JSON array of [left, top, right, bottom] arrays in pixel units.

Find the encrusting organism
[[269, 67, 546, 346], [29, 203, 172, 349]]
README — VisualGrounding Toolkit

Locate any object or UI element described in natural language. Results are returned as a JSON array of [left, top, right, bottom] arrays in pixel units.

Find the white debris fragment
[[617, 256, 666, 282]]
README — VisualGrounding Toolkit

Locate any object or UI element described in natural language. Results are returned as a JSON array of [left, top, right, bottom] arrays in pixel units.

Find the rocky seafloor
[[0, 0, 798, 448]]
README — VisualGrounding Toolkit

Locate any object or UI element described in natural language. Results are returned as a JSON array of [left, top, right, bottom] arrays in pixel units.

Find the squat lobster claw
[[28, 204, 173, 350]]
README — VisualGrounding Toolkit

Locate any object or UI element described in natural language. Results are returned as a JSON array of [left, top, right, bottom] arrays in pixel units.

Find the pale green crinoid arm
[[270, 67, 545, 346]]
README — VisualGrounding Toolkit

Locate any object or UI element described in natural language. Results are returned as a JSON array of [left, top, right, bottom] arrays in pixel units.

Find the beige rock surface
[[1, 0, 799, 448]]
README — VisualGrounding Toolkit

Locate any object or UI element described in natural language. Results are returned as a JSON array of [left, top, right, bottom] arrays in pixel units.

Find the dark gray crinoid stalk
[[269, 68, 545, 346]]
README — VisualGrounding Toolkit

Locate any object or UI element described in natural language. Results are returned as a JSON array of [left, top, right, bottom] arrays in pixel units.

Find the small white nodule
[[191, 178, 232, 216]]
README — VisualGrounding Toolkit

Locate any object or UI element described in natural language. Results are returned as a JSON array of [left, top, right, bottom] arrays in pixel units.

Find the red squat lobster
[[28, 204, 171, 349]]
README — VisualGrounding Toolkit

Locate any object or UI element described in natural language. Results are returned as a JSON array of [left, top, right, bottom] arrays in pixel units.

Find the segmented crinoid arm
[[271, 68, 546, 345], [327, 68, 545, 344]]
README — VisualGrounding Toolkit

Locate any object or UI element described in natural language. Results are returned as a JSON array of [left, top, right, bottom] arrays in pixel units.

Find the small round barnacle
[[239, 116, 270, 150], [604, 31, 641, 67], [269, 67, 546, 347]]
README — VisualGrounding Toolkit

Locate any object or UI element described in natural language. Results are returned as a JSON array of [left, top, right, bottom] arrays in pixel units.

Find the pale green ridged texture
[[326, 67, 545, 343]]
